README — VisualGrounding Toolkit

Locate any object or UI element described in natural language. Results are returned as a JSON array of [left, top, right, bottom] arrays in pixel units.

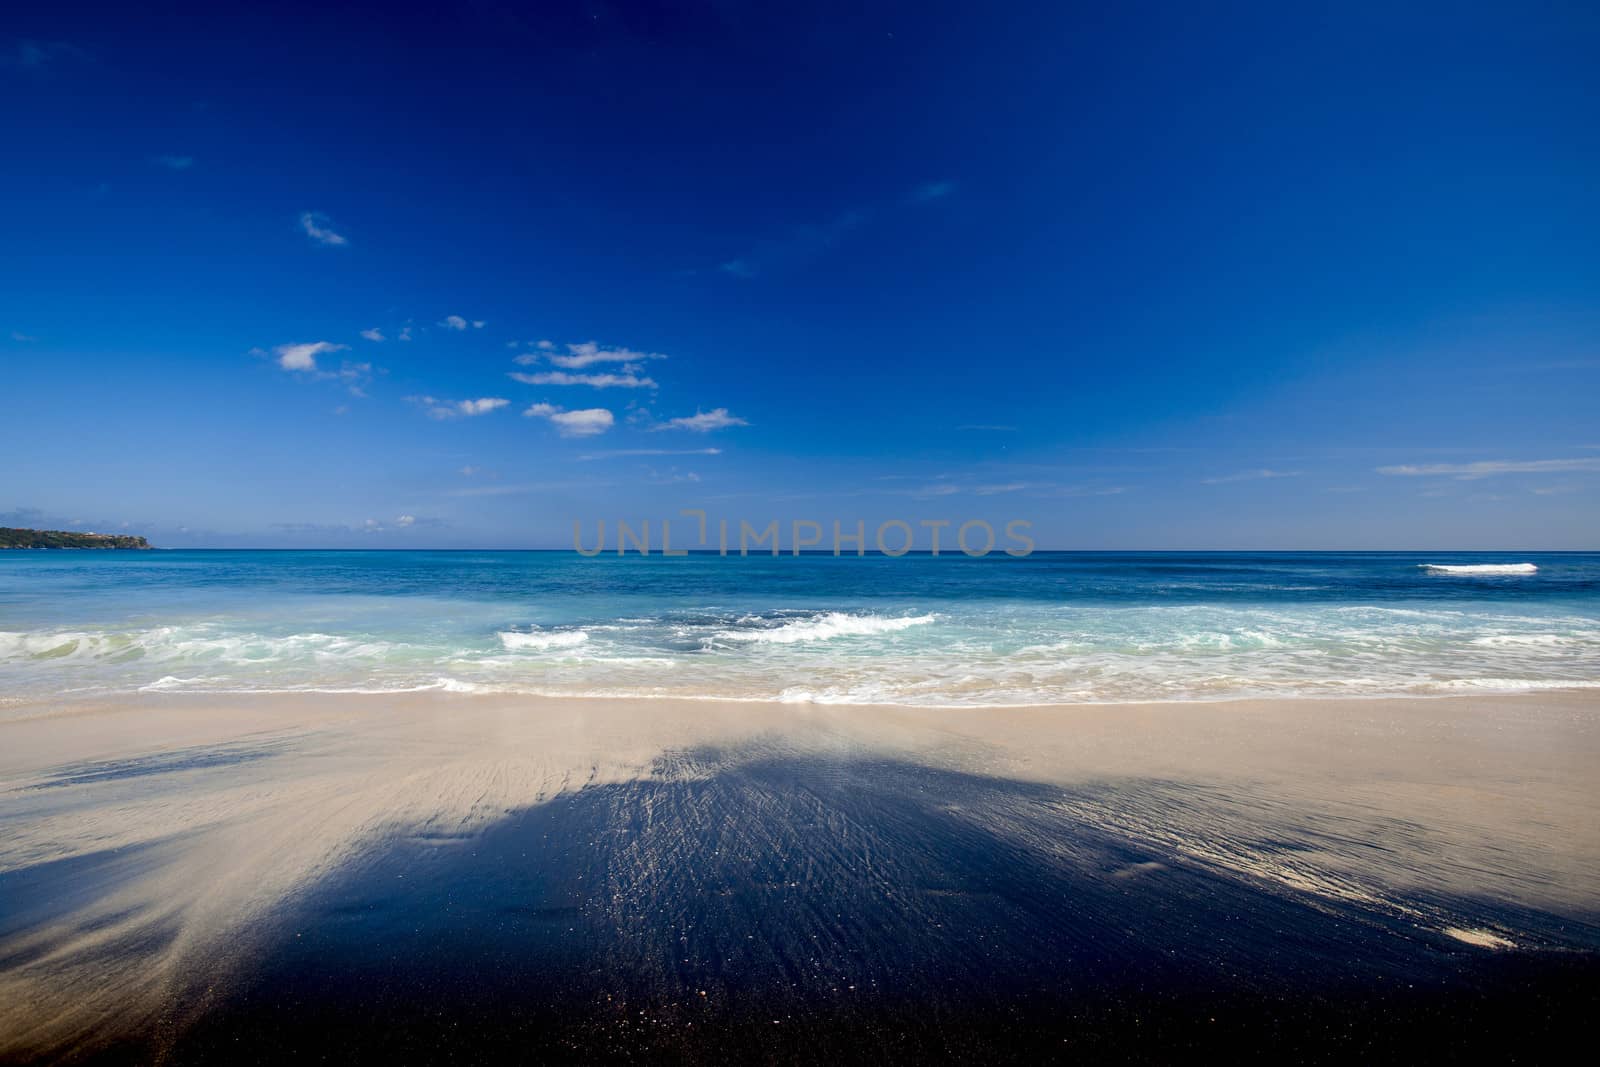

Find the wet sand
[[2, 691, 1598, 1062]]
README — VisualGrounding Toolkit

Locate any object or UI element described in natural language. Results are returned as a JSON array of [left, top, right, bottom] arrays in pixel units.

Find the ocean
[[2, 550, 1598, 706]]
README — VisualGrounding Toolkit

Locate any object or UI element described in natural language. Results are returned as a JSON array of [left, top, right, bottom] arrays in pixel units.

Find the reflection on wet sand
[[2, 692, 1597, 1061]]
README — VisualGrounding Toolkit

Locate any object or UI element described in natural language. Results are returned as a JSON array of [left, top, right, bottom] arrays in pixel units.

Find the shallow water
[[3, 550, 1598, 704]]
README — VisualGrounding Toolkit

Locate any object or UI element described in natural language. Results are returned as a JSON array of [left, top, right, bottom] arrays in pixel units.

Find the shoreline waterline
[[5, 551, 1599, 706]]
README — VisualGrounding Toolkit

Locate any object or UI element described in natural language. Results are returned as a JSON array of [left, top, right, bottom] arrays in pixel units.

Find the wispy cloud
[[905, 483, 962, 498], [257, 341, 373, 395], [878, 479, 1124, 499], [1201, 469, 1303, 484], [439, 315, 486, 331], [152, 155, 193, 170], [273, 515, 442, 536], [360, 328, 384, 342], [2, 40, 89, 71], [577, 447, 723, 460], [332, 361, 374, 396], [517, 341, 668, 370], [408, 395, 509, 419], [1377, 457, 1600, 479], [911, 179, 957, 203], [524, 403, 615, 437], [299, 212, 347, 247], [958, 423, 1017, 432], [719, 210, 867, 279], [271, 341, 348, 372], [654, 408, 748, 432], [448, 480, 611, 498], [509, 370, 657, 389], [973, 482, 1044, 495], [10, 330, 37, 342]]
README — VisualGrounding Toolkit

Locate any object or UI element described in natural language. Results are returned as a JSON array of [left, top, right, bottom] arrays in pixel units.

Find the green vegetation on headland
[[0, 527, 152, 550]]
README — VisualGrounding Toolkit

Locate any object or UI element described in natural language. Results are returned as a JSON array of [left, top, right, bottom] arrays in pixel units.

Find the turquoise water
[[2, 550, 1598, 705]]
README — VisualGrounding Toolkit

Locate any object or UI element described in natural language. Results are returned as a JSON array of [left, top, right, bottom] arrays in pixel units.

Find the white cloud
[[273, 341, 349, 372], [1201, 469, 1303, 484], [655, 407, 748, 432], [528, 341, 668, 370], [1377, 458, 1600, 479], [334, 361, 372, 395], [472, 319, 486, 329], [523, 402, 615, 437], [509, 370, 657, 389], [153, 155, 193, 170], [395, 514, 416, 527], [409, 395, 509, 419], [537, 339, 555, 350], [360, 328, 384, 342], [299, 212, 348, 247], [398, 325, 413, 341], [439, 315, 485, 331]]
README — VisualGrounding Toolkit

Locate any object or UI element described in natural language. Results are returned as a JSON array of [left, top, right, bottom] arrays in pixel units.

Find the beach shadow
[[21, 739, 287, 791], [142, 748, 1599, 1064]]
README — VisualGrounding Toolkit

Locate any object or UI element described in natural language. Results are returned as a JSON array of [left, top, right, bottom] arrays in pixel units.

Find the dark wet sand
[[2, 692, 1598, 1062]]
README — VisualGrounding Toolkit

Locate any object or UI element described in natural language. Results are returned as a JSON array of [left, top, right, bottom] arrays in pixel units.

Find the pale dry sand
[[2, 690, 1598, 1059]]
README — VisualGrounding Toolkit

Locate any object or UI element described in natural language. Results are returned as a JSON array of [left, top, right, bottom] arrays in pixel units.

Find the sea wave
[[711, 612, 937, 645], [0, 628, 402, 665], [1421, 563, 1537, 575], [498, 629, 589, 651]]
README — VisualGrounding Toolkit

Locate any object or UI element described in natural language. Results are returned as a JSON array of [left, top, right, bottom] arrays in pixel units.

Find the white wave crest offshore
[[1421, 563, 1537, 575], [713, 612, 938, 645], [498, 629, 590, 651]]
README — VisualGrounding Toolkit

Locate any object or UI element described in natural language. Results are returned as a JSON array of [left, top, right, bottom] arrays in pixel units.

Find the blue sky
[[2, 1, 1597, 549]]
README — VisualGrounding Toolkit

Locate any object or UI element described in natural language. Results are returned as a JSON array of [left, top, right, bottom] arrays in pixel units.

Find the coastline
[[3, 690, 1598, 1061]]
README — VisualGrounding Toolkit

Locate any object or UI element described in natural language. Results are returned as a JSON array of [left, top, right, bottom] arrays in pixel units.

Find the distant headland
[[0, 527, 152, 550]]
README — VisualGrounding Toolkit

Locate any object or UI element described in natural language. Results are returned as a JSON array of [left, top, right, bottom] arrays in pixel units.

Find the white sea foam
[[4, 594, 1597, 705], [498, 630, 589, 651], [713, 612, 937, 645], [1420, 563, 1537, 575], [0, 628, 401, 665]]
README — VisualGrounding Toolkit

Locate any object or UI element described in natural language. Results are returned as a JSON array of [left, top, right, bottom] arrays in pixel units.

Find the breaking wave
[[712, 612, 938, 645], [1421, 563, 1537, 575], [498, 629, 589, 651]]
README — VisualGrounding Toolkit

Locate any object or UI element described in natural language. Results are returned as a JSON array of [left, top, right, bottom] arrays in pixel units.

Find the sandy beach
[[3, 690, 1597, 1061]]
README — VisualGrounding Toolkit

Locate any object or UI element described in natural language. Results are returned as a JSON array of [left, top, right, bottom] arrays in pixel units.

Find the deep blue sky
[[3, 1, 1597, 548]]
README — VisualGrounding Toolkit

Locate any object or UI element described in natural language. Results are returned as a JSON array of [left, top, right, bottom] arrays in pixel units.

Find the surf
[[1420, 563, 1537, 575]]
